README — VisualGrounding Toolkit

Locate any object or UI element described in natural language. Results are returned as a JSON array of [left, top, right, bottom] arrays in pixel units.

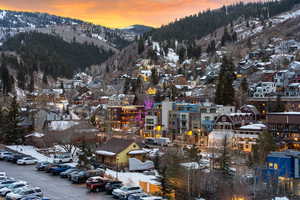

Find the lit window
[[274, 163, 278, 169], [269, 163, 273, 168]]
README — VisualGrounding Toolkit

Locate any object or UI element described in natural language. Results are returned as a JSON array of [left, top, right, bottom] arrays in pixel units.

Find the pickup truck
[[86, 176, 110, 192], [105, 181, 123, 194]]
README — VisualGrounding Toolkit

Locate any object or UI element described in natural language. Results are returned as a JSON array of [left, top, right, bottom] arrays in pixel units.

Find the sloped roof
[[96, 138, 138, 155]]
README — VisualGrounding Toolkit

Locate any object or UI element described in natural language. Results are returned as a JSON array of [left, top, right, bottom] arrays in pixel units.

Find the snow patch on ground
[[165, 48, 179, 63], [49, 121, 79, 131], [70, 111, 80, 120], [0, 11, 7, 19], [105, 169, 159, 186], [7, 145, 51, 162], [15, 87, 26, 100]]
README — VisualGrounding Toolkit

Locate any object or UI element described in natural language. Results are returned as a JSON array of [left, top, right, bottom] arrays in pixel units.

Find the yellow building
[[95, 138, 146, 169]]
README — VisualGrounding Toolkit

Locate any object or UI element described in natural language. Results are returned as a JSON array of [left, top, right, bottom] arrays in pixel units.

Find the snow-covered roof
[[128, 150, 147, 155], [95, 150, 116, 156], [288, 83, 300, 87], [269, 112, 300, 115], [240, 124, 266, 130], [274, 197, 289, 200]]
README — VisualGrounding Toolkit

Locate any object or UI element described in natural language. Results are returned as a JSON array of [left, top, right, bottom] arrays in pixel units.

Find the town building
[[267, 112, 300, 150]]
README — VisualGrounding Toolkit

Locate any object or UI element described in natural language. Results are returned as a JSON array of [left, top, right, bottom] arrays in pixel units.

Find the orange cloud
[[0, 0, 260, 28]]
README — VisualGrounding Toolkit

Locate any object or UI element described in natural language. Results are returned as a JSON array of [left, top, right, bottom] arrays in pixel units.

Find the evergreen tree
[[151, 68, 159, 85], [0, 65, 12, 95], [4, 97, 25, 144], [255, 130, 276, 165], [273, 95, 285, 112], [240, 77, 248, 93], [77, 140, 93, 169], [215, 56, 235, 105], [17, 68, 26, 90], [28, 73, 35, 93], [42, 73, 48, 85], [138, 37, 145, 54], [221, 27, 232, 46], [178, 47, 186, 64], [219, 135, 231, 176]]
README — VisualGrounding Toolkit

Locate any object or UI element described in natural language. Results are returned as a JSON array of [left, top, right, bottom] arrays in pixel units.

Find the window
[[274, 163, 278, 169], [269, 163, 273, 168], [200, 109, 207, 113]]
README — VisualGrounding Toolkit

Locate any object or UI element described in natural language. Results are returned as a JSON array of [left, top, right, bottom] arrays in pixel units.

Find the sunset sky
[[0, 0, 260, 28]]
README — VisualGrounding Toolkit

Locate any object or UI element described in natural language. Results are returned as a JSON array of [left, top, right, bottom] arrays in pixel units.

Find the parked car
[[0, 180, 17, 189], [86, 176, 110, 192], [140, 197, 164, 200], [0, 178, 14, 184], [4, 154, 15, 162], [0, 181, 27, 196], [0, 152, 13, 160], [44, 164, 59, 173], [17, 157, 38, 165], [60, 168, 79, 178], [6, 187, 43, 200], [53, 154, 72, 164], [20, 196, 50, 200], [112, 186, 143, 199], [71, 169, 105, 184], [49, 164, 72, 175], [128, 192, 150, 200], [105, 181, 123, 194], [67, 170, 81, 181], [35, 162, 51, 171], [10, 155, 26, 164], [0, 172, 7, 180]]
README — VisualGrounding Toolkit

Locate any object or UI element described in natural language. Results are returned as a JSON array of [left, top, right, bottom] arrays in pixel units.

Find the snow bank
[[25, 132, 45, 138], [105, 169, 158, 186], [240, 123, 266, 130], [70, 111, 80, 120], [7, 145, 51, 162], [165, 49, 179, 63], [274, 197, 289, 200], [49, 121, 79, 131]]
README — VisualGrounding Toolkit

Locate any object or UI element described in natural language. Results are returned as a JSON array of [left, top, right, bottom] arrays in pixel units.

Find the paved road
[[0, 161, 112, 200]]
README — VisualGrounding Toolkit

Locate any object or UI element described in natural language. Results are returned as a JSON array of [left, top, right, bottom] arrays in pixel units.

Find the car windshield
[[8, 184, 18, 189], [120, 186, 129, 191], [12, 187, 25, 194], [78, 171, 85, 175]]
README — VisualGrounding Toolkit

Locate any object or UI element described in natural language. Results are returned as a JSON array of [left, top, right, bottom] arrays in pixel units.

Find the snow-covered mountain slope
[[0, 9, 134, 49], [119, 25, 153, 35]]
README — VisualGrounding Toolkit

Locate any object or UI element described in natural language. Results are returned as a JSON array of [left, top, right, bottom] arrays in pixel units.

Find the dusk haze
[[0, 0, 259, 28]]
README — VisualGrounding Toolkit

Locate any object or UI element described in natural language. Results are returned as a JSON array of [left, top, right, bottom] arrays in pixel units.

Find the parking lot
[[0, 161, 112, 200]]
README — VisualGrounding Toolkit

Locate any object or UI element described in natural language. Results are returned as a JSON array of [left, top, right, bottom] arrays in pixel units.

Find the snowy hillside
[[0, 9, 134, 49]]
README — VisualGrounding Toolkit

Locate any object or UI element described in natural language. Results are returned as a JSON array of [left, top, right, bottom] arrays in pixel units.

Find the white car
[[112, 186, 143, 199], [141, 197, 164, 200], [53, 154, 72, 163], [6, 187, 42, 200], [17, 157, 38, 165], [0, 172, 6, 180], [0, 152, 12, 159], [0, 181, 27, 196]]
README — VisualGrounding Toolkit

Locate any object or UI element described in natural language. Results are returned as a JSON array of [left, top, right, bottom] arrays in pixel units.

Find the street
[[0, 161, 112, 200]]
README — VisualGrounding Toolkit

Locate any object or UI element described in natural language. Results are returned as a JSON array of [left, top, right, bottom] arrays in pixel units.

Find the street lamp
[[116, 157, 119, 180]]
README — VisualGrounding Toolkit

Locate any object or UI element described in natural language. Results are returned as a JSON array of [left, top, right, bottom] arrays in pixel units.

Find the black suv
[[105, 181, 123, 194]]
